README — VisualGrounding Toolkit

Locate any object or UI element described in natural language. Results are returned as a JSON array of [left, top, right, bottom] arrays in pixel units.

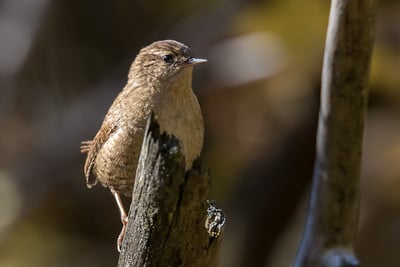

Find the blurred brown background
[[0, 0, 399, 266]]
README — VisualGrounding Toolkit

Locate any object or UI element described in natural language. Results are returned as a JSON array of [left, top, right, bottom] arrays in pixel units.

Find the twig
[[293, 0, 377, 266]]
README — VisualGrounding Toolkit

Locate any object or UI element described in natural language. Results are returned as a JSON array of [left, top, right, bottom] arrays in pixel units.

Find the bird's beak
[[185, 57, 208, 66]]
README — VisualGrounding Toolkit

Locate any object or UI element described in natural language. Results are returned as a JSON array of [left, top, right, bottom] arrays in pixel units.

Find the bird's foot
[[80, 140, 92, 153], [117, 214, 129, 253]]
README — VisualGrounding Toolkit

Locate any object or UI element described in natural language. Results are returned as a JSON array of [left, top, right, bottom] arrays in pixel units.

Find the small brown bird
[[80, 40, 206, 251]]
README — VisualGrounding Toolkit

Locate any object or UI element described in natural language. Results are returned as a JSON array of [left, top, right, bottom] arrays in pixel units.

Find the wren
[[81, 40, 206, 251]]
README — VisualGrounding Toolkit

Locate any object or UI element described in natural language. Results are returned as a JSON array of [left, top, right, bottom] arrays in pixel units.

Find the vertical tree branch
[[293, 1, 377, 267], [117, 116, 224, 267]]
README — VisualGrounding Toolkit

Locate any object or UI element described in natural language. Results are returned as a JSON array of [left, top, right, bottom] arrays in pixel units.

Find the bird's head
[[129, 40, 207, 83]]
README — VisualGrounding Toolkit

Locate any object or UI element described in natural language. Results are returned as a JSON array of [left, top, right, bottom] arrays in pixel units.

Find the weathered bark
[[117, 116, 224, 267], [293, 1, 377, 267]]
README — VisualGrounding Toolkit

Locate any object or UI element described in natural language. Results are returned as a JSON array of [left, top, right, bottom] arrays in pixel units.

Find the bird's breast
[[153, 88, 204, 170]]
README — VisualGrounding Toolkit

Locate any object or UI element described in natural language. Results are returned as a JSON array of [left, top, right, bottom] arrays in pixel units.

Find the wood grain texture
[[117, 115, 222, 267]]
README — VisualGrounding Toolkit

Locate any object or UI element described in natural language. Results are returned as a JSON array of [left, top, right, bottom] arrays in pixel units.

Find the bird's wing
[[83, 121, 117, 188]]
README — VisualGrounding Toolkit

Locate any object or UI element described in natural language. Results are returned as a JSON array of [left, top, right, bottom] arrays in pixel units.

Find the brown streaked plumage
[[81, 40, 206, 251]]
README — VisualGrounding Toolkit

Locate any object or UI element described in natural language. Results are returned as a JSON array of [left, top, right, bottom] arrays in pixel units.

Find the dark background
[[1, 1, 400, 266]]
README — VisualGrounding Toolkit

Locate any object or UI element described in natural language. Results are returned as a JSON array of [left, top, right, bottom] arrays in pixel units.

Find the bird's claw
[[117, 215, 128, 253]]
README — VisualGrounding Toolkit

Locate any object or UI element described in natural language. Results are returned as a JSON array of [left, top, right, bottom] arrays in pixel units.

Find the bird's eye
[[162, 54, 174, 64]]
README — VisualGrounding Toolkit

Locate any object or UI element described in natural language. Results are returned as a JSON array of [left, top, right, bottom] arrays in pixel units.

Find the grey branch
[[293, 0, 377, 267], [117, 115, 224, 267]]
